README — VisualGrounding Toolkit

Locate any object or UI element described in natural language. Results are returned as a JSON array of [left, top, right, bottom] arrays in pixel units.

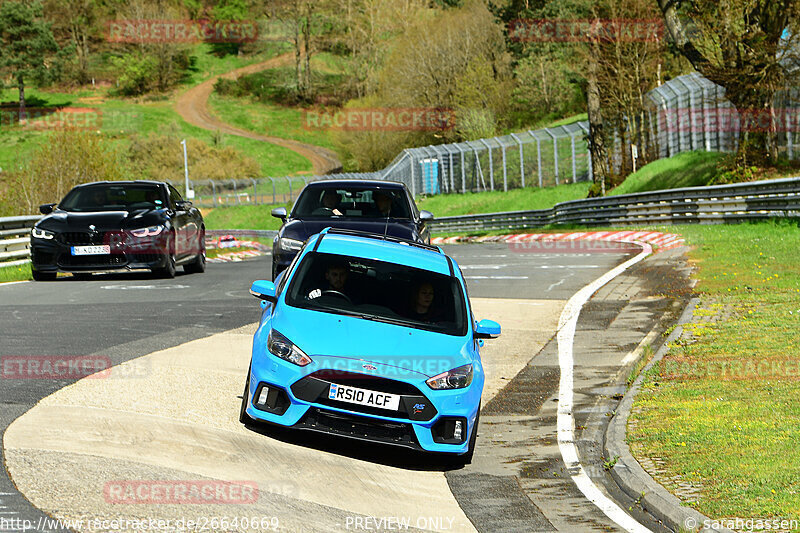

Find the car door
[[167, 185, 190, 260]]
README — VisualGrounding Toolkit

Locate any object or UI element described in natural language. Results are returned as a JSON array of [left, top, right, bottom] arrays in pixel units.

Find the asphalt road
[[0, 243, 659, 532]]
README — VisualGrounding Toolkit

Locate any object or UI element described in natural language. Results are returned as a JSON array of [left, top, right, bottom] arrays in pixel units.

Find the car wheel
[[239, 366, 256, 425], [184, 230, 206, 274], [155, 233, 176, 279], [32, 270, 57, 281]]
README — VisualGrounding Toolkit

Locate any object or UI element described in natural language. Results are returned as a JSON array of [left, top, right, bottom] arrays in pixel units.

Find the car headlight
[[31, 227, 54, 240], [267, 329, 312, 366], [426, 364, 473, 390], [130, 225, 164, 238], [279, 237, 303, 252]]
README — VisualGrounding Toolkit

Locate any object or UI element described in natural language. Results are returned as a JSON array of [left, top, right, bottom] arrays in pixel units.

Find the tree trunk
[[302, 2, 313, 101], [586, 52, 607, 196], [18, 75, 26, 122]]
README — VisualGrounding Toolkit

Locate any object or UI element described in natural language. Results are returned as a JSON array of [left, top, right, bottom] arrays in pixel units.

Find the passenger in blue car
[[406, 282, 443, 323]]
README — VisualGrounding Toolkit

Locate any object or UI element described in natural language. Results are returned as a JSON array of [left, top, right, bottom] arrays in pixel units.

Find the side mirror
[[39, 203, 56, 215], [419, 210, 434, 222], [176, 200, 192, 210], [271, 207, 287, 220], [250, 280, 277, 303], [474, 319, 501, 339]]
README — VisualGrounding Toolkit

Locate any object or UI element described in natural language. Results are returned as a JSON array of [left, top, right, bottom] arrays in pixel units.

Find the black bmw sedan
[[270, 180, 433, 279], [30, 181, 205, 281]]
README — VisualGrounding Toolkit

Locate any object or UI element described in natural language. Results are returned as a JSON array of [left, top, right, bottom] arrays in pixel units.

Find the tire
[[154, 233, 176, 279], [184, 230, 206, 274], [239, 366, 256, 425], [32, 270, 57, 281]]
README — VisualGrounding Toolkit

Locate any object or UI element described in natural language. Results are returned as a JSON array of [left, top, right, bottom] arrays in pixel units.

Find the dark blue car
[[270, 180, 433, 279]]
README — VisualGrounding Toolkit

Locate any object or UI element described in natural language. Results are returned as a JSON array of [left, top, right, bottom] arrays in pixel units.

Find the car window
[[58, 184, 164, 212], [276, 249, 303, 296], [284, 251, 467, 336], [292, 187, 411, 219], [168, 185, 183, 209]]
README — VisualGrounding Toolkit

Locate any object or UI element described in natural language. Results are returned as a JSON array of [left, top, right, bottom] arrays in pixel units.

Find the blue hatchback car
[[240, 228, 500, 463]]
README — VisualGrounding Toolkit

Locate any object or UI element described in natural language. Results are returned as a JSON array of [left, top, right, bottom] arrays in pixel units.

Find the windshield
[[292, 187, 411, 219], [59, 184, 165, 212], [285, 252, 467, 336]]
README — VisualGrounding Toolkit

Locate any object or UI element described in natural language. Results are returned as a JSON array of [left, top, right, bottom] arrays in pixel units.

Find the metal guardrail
[[0, 216, 39, 267], [428, 177, 800, 233], [3, 178, 799, 267]]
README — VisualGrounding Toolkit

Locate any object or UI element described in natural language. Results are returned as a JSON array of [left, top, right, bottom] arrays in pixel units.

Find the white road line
[[0, 281, 31, 288], [465, 275, 529, 280], [556, 241, 653, 533], [547, 279, 565, 292]]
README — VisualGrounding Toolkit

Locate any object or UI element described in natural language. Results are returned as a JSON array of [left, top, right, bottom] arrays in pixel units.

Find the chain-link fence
[[173, 121, 593, 207]]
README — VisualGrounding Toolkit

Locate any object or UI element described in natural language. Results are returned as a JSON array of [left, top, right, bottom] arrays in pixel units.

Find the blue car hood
[[268, 307, 472, 379]]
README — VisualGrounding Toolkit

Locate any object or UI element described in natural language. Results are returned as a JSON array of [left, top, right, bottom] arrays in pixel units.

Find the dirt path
[[175, 52, 342, 175]]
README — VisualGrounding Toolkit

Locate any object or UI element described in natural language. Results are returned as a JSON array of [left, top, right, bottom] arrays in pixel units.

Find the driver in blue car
[[307, 261, 350, 300]]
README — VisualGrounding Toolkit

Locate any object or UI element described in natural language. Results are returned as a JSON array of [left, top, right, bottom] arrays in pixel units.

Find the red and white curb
[[207, 249, 264, 263], [432, 230, 684, 253]]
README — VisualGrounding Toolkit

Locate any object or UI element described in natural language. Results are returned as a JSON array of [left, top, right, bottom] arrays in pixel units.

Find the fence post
[[510, 133, 524, 188], [251, 178, 258, 205], [497, 138, 508, 192], [577, 123, 591, 181], [480, 139, 494, 191], [570, 133, 577, 183], [458, 145, 466, 193], [410, 152, 417, 198], [545, 128, 559, 185], [287, 177, 292, 202], [233, 180, 239, 205], [211, 179, 217, 208]]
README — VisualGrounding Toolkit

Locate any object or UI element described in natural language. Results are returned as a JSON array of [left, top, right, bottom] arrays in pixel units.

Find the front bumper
[[31, 235, 169, 273], [244, 358, 482, 454]]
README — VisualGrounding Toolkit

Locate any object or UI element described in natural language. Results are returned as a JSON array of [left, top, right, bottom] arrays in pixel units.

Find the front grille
[[296, 408, 419, 449], [59, 231, 108, 246], [309, 370, 421, 395], [58, 254, 126, 268], [291, 371, 437, 421], [31, 249, 56, 265]]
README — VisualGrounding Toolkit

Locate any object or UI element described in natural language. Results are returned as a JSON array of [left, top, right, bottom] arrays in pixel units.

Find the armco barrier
[[428, 177, 800, 233], [3, 177, 799, 267], [0, 216, 39, 267]]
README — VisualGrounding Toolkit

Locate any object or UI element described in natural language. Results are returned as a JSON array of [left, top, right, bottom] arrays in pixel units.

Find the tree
[[44, 0, 101, 85], [0, 1, 64, 118], [657, 0, 800, 166]]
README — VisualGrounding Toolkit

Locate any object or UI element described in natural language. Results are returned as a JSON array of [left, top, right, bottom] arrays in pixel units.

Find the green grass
[[202, 203, 291, 231], [0, 43, 313, 181], [208, 93, 338, 153], [416, 182, 590, 217], [609, 151, 725, 196], [0, 263, 31, 283], [629, 221, 800, 521]]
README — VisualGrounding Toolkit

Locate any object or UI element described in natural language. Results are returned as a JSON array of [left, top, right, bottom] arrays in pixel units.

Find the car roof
[[73, 180, 165, 188], [308, 230, 452, 276], [305, 179, 406, 190]]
